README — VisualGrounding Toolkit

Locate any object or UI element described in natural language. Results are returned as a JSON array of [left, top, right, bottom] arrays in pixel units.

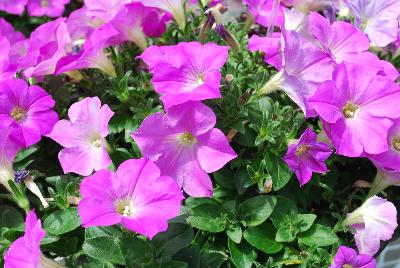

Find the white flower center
[[342, 102, 359, 119], [178, 132, 197, 147], [115, 199, 135, 218], [196, 73, 205, 86]]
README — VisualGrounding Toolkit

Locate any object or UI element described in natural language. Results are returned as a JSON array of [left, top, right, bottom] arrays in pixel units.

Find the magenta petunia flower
[[4, 211, 62, 268], [0, 0, 27, 15], [109, 3, 168, 49], [0, 126, 21, 192], [243, 0, 284, 28], [141, 0, 185, 30], [139, 42, 229, 109], [283, 128, 332, 186], [27, 0, 70, 17], [131, 101, 237, 197], [0, 37, 14, 83], [66, 7, 105, 42], [309, 63, 400, 157], [0, 79, 58, 148], [329, 246, 376, 268], [47, 97, 114, 176], [78, 158, 184, 239], [248, 33, 282, 70], [344, 196, 397, 256], [55, 24, 118, 77], [22, 18, 71, 78], [84, 0, 126, 22], [367, 118, 400, 170], [348, 0, 400, 47]]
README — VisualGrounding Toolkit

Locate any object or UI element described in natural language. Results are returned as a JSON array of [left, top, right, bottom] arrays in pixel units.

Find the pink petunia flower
[[344, 196, 397, 256], [329, 246, 376, 268], [0, 127, 21, 192], [141, 0, 185, 30], [0, 79, 58, 148], [0, 0, 27, 15], [55, 24, 118, 77], [248, 33, 282, 70], [131, 101, 237, 197], [348, 0, 400, 47], [243, 0, 285, 28], [4, 211, 62, 268], [139, 42, 229, 109], [78, 158, 184, 239], [309, 63, 400, 157], [84, 0, 126, 22], [27, 0, 70, 18], [283, 128, 332, 186], [47, 97, 114, 176]]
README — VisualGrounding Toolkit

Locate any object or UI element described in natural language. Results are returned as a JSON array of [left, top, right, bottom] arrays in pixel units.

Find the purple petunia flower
[[329, 246, 376, 268], [47, 97, 114, 176], [0, 79, 58, 148], [131, 101, 237, 197], [283, 128, 332, 186], [27, 0, 70, 18], [139, 42, 229, 109], [141, 0, 185, 30], [243, 0, 285, 28], [248, 33, 282, 70], [0, 0, 27, 15], [309, 63, 400, 157], [344, 196, 397, 256], [78, 158, 184, 239], [4, 211, 62, 268]]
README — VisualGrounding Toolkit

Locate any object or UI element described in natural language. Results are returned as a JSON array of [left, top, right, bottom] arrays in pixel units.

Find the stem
[[259, 71, 284, 95], [244, 13, 255, 32]]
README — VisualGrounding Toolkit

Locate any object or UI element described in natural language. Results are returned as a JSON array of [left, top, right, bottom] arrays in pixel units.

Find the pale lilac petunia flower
[[27, 0, 70, 17], [78, 158, 184, 239], [4, 211, 63, 268], [139, 42, 229, 109], [131, 101, 237, 197], [348, 0, 400, 47], [283, 128, 332, 186], [344, 196, 397, 256], [329, 246, 376, 268], [0, 0, 27, 15], [309, 63, 400, 157], [47, 97, 114, 176], [0, 79, 58, 148], [243, 0, 285, 28], [141, 0, 186, 30]]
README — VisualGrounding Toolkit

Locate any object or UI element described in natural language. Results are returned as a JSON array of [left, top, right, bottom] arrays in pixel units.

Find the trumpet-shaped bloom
[[84, 0, 126, 22], [348, 0, 400, 47], [248, 33, 282, 70], [368, 167, 400, 197], [283, 128, 332, 186], [344, 196, 397, 256], [243, 0, 284, 28], [55, 24, 118, 77], [139, 42, 229, 109], [4, 211, 62, 268], [27, 0, 70, 17], [0, 79, 58, 148], [309, 63, 400, 157], [0, 127, 20, 192], [131, 101, 237, 197], [78, 158, 184, 239], [329, 246, 376, 268], [0, 19, 27, 71], [141, 0, 185, 30], [47, 97, 114, 176], [0, 0, 27, 15]]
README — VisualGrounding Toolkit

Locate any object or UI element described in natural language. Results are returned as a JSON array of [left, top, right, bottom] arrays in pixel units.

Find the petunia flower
[[141, 0, 186, 30], [0, 79, 58, 148], [243, 0, 285, 28], [4, 211, 63, 268], [343, 196, 397, 256], [47, 97, 114, 176], [367, 167, 400, 197], [84, 0, 126, 22], [348, 0, 400, 47], [0, 127, 21, 192], [139, 42, 229, 109], [78, 158, 184, 239], [329, 246, 376, 268], [27, 0, 70, 17], [55, 24, 118, 77], [283, 128, 332, 186], [260, 30, 333, 117], [131, 101, 237, 197], [309, 63, 400, 157], [367, 118, 400, 170], [248, 33, 282, 70], [0, 0, 27, 15]]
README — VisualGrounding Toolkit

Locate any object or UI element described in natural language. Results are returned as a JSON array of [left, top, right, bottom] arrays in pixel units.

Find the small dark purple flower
[[14, 169, 29, 184]]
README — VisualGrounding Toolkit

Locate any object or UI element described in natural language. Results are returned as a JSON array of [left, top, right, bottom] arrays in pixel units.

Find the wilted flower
[[47, 97, 114, 176], [4, 211, 63, 268], [283, 128, 332, 186], [78, 158, 184, 239], [132, 101, 237, 197], [309, 63, 400, 157], [343, 196, 397, 256], [0, 79, 58, 148], [330, 246, 376, 268], [27, 0, 70, 17], [139, 42, 229, 109]]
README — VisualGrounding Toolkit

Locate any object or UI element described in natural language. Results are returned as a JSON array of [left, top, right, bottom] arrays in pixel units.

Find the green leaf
[[247, 97, 273, 125], [187, 203, 226, 232], [228, 239, 257, 268], [275, 227, 297, 243], [299, 224, 338, 247], [85, 226, 122, 239], [43, 208, 81, 235], [264, 151, 293, 191], [0, 205, 24, 228], [120, 236, 155, 267], [227, 224, 242, 244], [270, 196, 298, 229], [83, 236, 125, 265], [243, 222, 283, 254], [213, 169, 236, 190], [152, 223, 194, 257], [239, 195, 277, 227], [296, 214, 317, 233]]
